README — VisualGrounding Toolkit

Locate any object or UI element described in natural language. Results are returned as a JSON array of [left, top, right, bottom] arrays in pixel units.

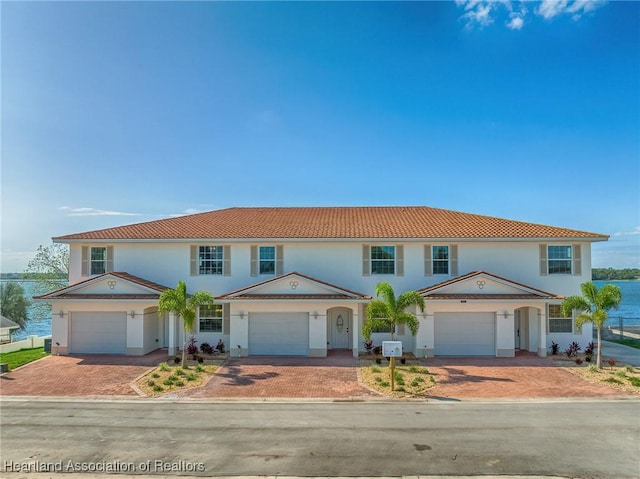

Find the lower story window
[[199, 305, 223, 333], [548, 304, 572, 333]]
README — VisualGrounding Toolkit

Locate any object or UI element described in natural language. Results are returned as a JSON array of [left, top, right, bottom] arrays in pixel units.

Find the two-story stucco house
[[36, 206, 607, 359]]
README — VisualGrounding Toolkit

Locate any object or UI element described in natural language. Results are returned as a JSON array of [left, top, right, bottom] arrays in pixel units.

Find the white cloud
[[58, 206, 141, 217], [613, 226, 640, 237], [507, 14, 524, 30], [457, 0, 605, 29], [537, 0, 569, 19]]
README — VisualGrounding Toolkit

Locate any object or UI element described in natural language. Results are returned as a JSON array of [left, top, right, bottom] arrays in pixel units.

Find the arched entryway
[[327, 307, 352, 350]]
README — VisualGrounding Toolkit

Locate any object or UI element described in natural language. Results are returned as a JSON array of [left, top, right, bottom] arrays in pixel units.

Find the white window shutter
[[362, 244, 370, 276], [572, 244, 581, 276], [250, 246, 258, 277], [539, 244, 548, 276], [106, 246, 114, 272], [450, 244, 458, 276], [223, 245, 231, 276], [81, 246, 89, 276], [276, 245, 284, 275], [424, 244, 432, 276], [395, 244, 404, 276], [190, 246, 198, 276], [222, 304, 230, 334]]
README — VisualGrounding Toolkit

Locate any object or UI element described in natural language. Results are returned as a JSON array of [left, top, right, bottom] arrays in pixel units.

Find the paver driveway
[[176, 350, 379, 399], [0, 350, 168, 397], [424, 353, 626, 399]]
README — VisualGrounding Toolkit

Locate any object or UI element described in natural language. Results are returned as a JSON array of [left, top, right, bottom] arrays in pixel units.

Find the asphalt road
[[1, 398, 639, 478]]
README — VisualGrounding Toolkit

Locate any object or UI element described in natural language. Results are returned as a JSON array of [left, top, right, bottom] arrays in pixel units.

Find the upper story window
[[199, 304, 223, 333], [362, 244, 404, 276], [190, 245, 230, 276], [259, 246, 276, 275], [424, 244, 458, 277], [540, 244, 581, 276], [250, 245, 283, 276], [81, 246, 113, 276], [432, 246, 449, 275], [371, 246, 396, 274], [548, 304, 573, 333]]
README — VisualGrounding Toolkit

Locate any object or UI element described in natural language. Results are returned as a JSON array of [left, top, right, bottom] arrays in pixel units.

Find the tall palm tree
[[158, 281, 215, 368], [0, 282, 31, 330], [561, 281, 622, 369], [363, 282, 425, 341]]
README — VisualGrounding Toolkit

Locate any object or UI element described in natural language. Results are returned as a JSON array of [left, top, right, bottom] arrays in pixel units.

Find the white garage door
[[70, 312, 127, 354], [248, 313, 309, 356], [434, 312, 495, 356]]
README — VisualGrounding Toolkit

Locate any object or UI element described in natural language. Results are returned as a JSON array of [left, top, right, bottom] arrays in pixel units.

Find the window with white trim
[[259, 246, 276, 275], [90, 247, 107, 275], [199, 246, 223, 275], [432, 245, 449, 275], [548, 304, 572, 333], [371, 246, 395, 275], [548, 246, 572, 275], [199, 304, 223, 333]]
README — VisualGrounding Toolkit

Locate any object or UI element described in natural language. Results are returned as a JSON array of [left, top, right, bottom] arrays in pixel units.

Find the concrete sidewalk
[[600, 340, 640, 366]]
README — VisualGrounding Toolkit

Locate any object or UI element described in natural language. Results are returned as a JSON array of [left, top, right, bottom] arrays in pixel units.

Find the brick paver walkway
[[0, 350, 168, 397], [177, 350, 379, 399]]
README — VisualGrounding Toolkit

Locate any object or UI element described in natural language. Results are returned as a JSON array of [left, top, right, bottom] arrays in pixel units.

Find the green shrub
[[396, 386, 405, 392], [174, 367, 186, 377], [625, 366, 634, 373], [158, 362, 169, 372], [604, 377, 623, 385], [186, 373, 197, 381], [374, 377, 383, 383], [173, 380, 185, 387], [615, 370, 627, 378], [167, 374, 178, 382], [147, 380, 155, 387], [195, 365, 205, 373], [628, 377, 640, 387], [163, 379, 174, 386], [370, 366, 381, 373], [380, 381, 389, 387], [151, 372, 160, 379], [152, 385, 164, 392]]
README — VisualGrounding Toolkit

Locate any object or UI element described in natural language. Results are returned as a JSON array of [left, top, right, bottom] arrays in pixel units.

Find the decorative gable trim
[[419, 270, 562, 300], [218, 271, 371, 301]]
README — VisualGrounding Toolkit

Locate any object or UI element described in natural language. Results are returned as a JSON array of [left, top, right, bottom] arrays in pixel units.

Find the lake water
[[2, 279, 640, 340]]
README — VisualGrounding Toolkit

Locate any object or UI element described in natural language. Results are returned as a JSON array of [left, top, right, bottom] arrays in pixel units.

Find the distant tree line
[[592, 268, 640, 281]]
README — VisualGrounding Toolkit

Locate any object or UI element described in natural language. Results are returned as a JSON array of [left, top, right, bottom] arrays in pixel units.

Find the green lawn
[[608, 338, 640, 350], [0, 347, 49, 370]]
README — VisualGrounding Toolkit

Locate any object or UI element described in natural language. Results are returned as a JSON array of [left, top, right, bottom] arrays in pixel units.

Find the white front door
[[329, 308, 351, 349]]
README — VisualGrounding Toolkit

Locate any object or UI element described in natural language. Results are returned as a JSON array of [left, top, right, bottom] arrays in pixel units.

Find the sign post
[[382, 341, 403, 391]]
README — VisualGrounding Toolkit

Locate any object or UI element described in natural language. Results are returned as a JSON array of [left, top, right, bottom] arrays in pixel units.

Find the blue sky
[[1, 1, 638, 272]]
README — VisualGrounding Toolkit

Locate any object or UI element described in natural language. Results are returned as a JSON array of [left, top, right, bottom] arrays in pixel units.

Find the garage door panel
[[434, 312, 495, 356], [249, 313, 309, 356], [70, 312, 127, 354]]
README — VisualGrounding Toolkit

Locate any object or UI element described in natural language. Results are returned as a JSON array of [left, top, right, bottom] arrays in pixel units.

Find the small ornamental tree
[[158, 281, 214, 368], [561, 282, 622, 369], [362, 282, 425, 341], [22, 243, 69, 320], [0, 282, 31, 330]]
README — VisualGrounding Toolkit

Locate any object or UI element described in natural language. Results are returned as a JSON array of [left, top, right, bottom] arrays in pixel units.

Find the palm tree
[[561, 281, 622, 369], [158, 281, 215, 368], [0, 282, 31, 330], [362, 282, 425, 341]]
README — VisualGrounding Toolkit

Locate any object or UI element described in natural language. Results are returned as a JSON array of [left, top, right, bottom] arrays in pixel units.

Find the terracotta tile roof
[[53, 207, 608, 241]]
